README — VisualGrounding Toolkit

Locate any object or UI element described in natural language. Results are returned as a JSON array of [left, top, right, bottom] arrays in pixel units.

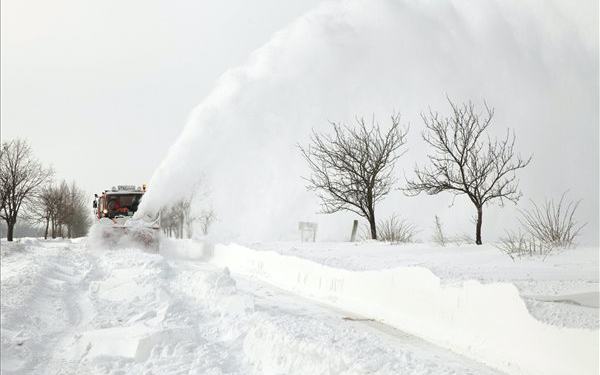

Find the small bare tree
[[405, 99, 531, 245], [0, 139, 53, 241], [299, 114, 408, 239], [198, 207, 216, 235]]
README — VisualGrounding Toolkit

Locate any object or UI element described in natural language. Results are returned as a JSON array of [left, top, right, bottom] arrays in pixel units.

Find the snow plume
[[140, 0, 598, 243]]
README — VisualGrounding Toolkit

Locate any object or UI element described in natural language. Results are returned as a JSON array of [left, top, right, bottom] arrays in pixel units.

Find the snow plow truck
[[93, 185, 160, 250]]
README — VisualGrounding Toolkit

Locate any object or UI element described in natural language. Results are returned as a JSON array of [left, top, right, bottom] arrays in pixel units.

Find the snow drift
[[140, 0, 598, 243], [163, 240, 599, 375]]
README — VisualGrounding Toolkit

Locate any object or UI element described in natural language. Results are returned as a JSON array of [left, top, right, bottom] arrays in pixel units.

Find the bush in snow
[[497, 192, 586, 260], [496, 229, 547, 260], [518, 191, 586, 250], [377, 214, 418, 244]]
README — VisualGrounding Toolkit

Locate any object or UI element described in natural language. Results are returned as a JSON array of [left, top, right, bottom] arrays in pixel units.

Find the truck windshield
[[106, 194, 143, 218]]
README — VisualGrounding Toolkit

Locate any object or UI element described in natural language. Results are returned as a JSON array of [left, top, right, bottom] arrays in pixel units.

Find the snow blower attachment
[[93, 185, 160, 250]]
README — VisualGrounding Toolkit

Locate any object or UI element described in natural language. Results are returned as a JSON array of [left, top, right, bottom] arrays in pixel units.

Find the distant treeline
[[1, 139, 91, 241]]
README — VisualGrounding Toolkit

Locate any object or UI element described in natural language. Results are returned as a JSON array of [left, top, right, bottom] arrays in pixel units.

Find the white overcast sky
[[1, 0, 326, 195]]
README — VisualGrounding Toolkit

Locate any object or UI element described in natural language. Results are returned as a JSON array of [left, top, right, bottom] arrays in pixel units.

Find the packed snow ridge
[[252, 241, 599, 329]]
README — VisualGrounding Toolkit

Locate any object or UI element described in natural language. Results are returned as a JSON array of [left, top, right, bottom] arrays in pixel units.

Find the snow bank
[[164, 241, 599, 375], [250, 241, 600, 329]]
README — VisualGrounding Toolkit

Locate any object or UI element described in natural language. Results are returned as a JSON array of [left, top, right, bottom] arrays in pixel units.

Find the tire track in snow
[[1, 240, 101, 375]]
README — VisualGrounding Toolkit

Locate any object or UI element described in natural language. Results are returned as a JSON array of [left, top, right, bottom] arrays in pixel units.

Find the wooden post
[[350, 220, 358, 242], [299, 222, 318, 242]]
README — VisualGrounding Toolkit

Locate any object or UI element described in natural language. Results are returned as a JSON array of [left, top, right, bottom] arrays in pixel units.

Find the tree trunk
[[369, 218, 377, 239], [44, 217, 50, 239], [350, 220, 358, 242], [6, 218, 15, 242], [475, 205, 483, 245], [367, 207, 377, 240]]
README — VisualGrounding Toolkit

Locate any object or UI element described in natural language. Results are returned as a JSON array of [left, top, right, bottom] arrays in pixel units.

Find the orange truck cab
[[93, 185, 146, 220]]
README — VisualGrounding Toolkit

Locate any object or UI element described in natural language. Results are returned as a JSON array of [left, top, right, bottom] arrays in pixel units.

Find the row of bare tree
[[160, 196, 215, 239], [299, 98, 532, 245], [0, 139, 91, 241], [26, 180, 91, 239]]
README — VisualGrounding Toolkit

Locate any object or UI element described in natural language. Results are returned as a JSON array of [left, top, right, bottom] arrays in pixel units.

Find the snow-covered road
[[1, 239, 507, 375]]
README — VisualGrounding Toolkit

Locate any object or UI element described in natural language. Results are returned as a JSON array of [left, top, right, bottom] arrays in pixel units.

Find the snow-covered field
[[2, 238, 513, 375]]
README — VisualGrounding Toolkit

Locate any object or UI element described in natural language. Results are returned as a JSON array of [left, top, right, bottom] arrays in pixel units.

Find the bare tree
[[183, 205, 196, 239], [176, 197, 196, 239], [24, 184, 55, 239], [25, 180, 91, 239], [299, 114, 408, 239], [198, 207, 216, 235], [405, 99, 531, 245], [160, 197, 194, 239], [0, 139, 53, 241], [64, 181, 92, 238], [159, 206, 175, 238], [171, 200, 185, 239], [50, 181, 70, 238]]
